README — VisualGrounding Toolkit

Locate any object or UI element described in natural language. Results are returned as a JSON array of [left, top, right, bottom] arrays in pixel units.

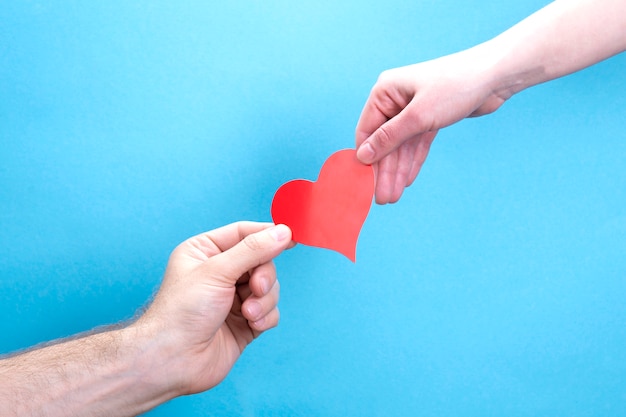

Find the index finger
[[355, 94, 392, 147]]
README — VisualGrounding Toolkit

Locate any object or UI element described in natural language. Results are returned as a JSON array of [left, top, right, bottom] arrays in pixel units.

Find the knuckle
[[372, 125, 396, 150], [376, 69, 394, 85], [396, 164, 411, 178], [273, 282, 281, 304], [243, 234, 264, 252]]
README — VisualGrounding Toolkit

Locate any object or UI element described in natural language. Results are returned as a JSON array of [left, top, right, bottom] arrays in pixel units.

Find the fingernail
[[357, 142, 375, 163], [252, 316, 266, 328], [246, 301, 261, 319], [260, 277, 271, 295], [268, 224, 291, 242]]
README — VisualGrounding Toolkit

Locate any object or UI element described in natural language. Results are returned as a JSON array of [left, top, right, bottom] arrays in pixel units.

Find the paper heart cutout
[[271, 149, 374, 262]]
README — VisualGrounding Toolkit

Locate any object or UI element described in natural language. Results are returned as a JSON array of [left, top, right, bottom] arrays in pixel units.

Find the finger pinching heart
[[271, 149, 375, 262]]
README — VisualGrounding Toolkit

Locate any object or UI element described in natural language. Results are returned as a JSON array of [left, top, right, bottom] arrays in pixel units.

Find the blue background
[[1, 1, 625, 415]]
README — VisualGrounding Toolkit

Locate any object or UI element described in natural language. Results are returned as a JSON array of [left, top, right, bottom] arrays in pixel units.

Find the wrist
[[479, 35, 544, 102], [442, 41, 515, 115], [117, 321, 187, 406]]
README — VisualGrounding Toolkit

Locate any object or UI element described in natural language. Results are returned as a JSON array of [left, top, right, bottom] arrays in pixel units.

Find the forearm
[[0, 325, 178, 417], [484, 0, 626, 98]]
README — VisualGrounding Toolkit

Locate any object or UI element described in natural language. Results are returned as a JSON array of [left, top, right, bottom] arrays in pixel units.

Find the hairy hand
[[135, 222, 293, 395]]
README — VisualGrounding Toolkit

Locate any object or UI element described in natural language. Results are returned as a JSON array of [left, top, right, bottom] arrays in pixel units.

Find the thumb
[[206, 224, 292, 286], [356, 106, 431, 165]]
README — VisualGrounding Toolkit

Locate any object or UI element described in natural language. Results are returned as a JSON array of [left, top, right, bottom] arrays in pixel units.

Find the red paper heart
[[271, 149, 374, 262]]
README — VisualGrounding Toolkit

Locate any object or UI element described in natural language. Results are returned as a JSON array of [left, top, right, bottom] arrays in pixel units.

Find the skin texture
[[356, 0, 626, 204], [0, 222, 293, 417]]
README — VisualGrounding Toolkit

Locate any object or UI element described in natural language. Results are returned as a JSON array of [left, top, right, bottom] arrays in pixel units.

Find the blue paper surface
[[1, 1, 625, 416]]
